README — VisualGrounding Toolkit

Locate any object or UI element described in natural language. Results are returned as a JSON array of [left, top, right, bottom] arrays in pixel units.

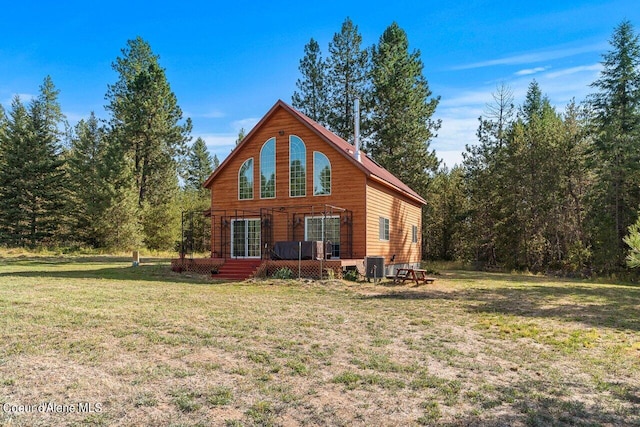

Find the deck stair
[[214, 259, 262, 281]]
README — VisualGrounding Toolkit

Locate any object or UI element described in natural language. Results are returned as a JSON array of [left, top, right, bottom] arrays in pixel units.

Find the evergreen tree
[[67, 112, 108, 247], [97, 132, 143, 250], [463, 84, 515, 266], [105, 36, 192, 250], [185, 137, 213, 192], [0, 77, 68, 246], [235, 128, 246, 146], [588, 20, 640, 269], [368, 22, 440, 196], [325, 17, 370, 141], [0, 104, 6, 140], [292, 38, 328, 124], [0, 98, 31, 245], [624, 214, 640, 268], [212, 154, 220, 170], [423, 166, 467, 260]]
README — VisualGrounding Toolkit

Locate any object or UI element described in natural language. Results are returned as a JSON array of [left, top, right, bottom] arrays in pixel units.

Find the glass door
[[305, 216, 340, 258], [231, 219, 261, 258]]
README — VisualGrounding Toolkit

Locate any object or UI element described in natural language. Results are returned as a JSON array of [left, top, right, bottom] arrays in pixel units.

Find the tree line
[[422, 21, 640, 274], [294, 19, 640, 274], [0, 37, 216, 251], [1, 20, 639, 276]]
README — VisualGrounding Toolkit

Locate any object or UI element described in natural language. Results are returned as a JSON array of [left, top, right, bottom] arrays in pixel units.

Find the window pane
[[313, 152, 331, 195], [379, 217, 389, 241], [260, 138, 276, 198], [238, 158, 253, 200], [305, 216, 340, 258], [290, 136, 306, 197]]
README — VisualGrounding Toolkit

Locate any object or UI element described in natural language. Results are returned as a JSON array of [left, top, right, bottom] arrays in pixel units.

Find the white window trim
[[304, 215, 340, 240], [412, 225, 418, 243], [379, 217, 390, 242]]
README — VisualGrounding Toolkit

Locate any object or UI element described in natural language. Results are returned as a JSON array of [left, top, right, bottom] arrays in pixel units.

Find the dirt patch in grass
[[0, 259, 638, 426]]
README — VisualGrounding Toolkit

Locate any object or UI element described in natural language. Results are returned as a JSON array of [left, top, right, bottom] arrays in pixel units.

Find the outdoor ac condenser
[[365, 256, 385, 280]]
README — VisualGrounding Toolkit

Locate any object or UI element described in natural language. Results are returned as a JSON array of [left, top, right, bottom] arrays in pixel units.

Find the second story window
[[238, 158, 254, 200], [289, 135, 306, 197], [260, 138, 276, 198], [313, 151, 331, 196]]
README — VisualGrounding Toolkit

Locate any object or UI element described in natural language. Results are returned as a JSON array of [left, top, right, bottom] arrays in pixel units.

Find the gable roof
[[203, 100, 426, 205]]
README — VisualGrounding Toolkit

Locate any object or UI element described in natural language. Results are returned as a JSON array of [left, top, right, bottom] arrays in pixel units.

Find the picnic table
[[394, 268, 436, 286]]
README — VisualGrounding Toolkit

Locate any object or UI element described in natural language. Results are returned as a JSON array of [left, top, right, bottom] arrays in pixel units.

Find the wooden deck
[[171, 257, 365, 280]]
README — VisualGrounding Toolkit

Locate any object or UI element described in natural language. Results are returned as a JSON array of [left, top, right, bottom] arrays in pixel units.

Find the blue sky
[[1, 0, 638, 167]]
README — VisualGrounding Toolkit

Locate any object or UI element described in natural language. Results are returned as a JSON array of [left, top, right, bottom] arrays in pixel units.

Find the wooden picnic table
[[394, 268, 436, 286]]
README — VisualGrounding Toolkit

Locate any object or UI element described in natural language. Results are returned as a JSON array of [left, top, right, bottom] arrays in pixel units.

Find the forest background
[[1, 19, 639, 275]]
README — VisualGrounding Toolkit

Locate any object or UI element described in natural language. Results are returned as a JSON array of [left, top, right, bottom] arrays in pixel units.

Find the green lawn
[[0, 258, 638, 426]]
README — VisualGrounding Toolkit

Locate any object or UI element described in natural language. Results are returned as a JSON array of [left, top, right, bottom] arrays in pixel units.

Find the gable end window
[[238, 158, 254, 200], [313, 151, 331, 196], [260, 137, 276, 198], [289, 135, 306, 197], [412, 225, 418, 243], [379, 217, 390, 241]]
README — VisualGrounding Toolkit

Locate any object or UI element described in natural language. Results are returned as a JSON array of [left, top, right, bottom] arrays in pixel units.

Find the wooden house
[[200, 100, 425, 279]]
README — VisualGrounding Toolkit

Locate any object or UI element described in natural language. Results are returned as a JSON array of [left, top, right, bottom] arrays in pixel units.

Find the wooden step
[[214, 259, 262, 281]]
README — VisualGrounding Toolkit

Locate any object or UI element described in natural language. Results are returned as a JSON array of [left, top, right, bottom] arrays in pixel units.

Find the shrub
[[272, 267, 294, 279], [343, 269, 359, 282]]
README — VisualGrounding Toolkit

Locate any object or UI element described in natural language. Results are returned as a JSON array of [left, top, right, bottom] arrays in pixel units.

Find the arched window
[[313, 151, 331, 196], [238, 158, 253, 200], [289, 135, 306, 197], [260, 137, 276, 199]]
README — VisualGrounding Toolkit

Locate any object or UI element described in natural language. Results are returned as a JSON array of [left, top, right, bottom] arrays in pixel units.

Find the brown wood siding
[[365, 180, 422, 264], [210, 107, 367, 258]]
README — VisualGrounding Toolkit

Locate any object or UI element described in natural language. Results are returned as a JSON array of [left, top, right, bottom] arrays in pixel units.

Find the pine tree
[[0, 77, 68, 246], [588, 20, 640, 269], [422, 166, 467, 260], [292, 38, 328, 124], [368, 22, 440, 196], [0, 97, 31, 245], [185, 137, 213, 192], [235, 128, 245, 146], [105, 37, 192, 250], [325, 17, 369, 141], [67, 112, 108, 247], [97, 131, 142, 250], [463, 84, 515, 266]]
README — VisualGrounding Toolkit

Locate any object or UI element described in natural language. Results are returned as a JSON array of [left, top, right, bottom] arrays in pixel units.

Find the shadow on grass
[[0, 255, 172, 264], [0, 264, 217, 285], [362, 277, 640, 332], [441, 379, 639, 426]]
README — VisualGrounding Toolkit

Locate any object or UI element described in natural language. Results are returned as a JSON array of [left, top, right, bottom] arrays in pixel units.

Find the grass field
[[0, 257, 638, 426]]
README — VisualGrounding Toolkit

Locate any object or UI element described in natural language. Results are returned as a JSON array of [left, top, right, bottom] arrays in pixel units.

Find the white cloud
[[432, 61, 604, 168], [232, 117, 260, 133], [2, 93, 35, 106], [545, 63, 602, 79], [198, 133, 236, 162], [515, 66, 549, 76], [452, 42, 606, 70], [437, 150, 465, 169]]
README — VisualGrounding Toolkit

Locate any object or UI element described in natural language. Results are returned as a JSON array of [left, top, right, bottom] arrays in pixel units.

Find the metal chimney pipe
[[354, 98, 361, 162]]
